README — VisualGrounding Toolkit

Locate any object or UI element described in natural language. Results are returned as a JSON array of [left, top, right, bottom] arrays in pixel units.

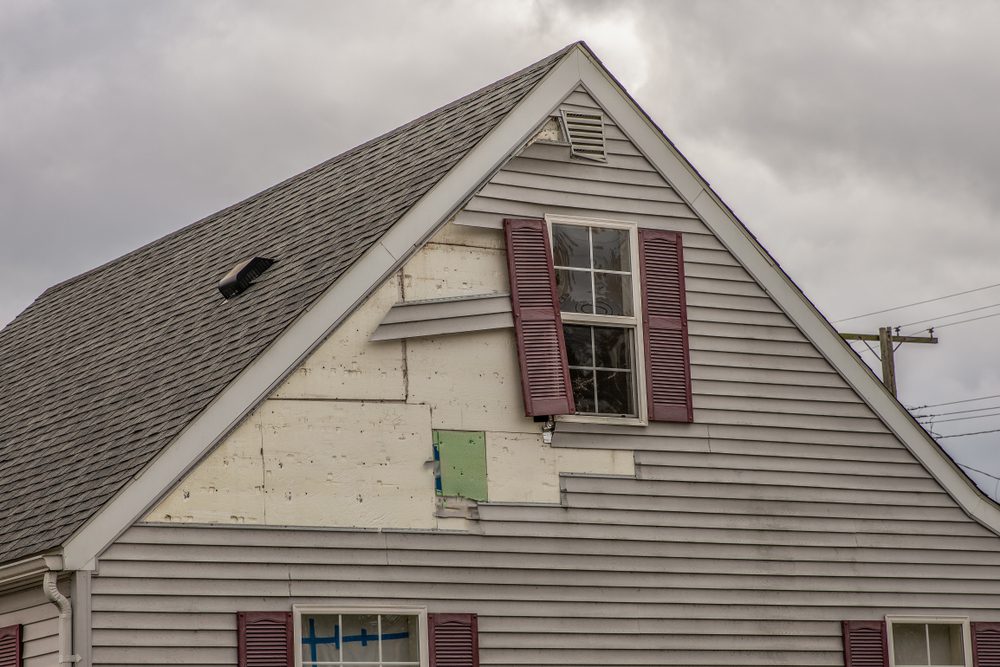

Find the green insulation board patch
[[433, 430, 488, 501]]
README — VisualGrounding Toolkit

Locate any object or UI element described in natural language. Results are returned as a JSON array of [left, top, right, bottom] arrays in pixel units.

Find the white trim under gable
[[60, 47, 591, 571], [570, 45, 1000, 535]]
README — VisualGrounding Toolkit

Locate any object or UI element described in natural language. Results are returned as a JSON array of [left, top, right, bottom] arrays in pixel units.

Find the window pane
[[570, 368, 596, 413], [594, 273, 632, 316], [342, 614, 380, 663], [591, 227, 630, 272], [381, 615, 419, 663], [301, 614, 341, 664], [556, 269, 594, 314], [563, 324, 594, 367], [928, 624, 965, 665], [593, 326, 632, 370], [596, 370, 635, 416], [893, 623, 929, 665], [552, 224, 590, 268]]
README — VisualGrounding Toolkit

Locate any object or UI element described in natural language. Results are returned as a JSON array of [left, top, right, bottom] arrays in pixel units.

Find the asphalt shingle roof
[[0, 45, 573, 565]]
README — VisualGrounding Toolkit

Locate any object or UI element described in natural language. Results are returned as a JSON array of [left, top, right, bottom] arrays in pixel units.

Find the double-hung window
[[887, 617, 971, 667], [504, 215, 691, 424], [550, 216, 643, 420], [294, 608, 427, 667]]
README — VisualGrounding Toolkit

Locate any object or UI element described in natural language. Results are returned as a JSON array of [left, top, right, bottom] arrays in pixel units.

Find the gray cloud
[[3, 0, 1000, 477]]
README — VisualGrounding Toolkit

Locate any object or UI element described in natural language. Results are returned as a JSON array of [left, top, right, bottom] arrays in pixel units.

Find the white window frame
[[886, 615, 973, 667], [545, 214, 647, 426], [293, 606, 429, 667]]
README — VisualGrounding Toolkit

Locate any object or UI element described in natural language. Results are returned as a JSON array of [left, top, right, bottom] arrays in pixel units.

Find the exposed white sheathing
[[147, 219, 633, 528], [273, 278, 405, 400], [487, 432, 633, 503]]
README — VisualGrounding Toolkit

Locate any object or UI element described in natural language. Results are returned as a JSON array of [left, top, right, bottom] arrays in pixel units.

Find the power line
[[918, 410, 1000, 425], [913, 403, 1000, 418], [898, 302, 1000, 330], [909, 392, 1000, 410], [933, 311, 1000, 331], [957, 461, 1000, 482], [833, 281, 1000, 324], [937, 427, 1000, 439]]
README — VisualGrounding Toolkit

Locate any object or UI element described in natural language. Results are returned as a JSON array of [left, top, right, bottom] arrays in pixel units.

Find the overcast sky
[[4, 1, 1000, 485]]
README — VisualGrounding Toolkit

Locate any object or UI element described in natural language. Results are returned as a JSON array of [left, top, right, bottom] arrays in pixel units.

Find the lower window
[[296, 608, 425, 667], [888, 617, 971, 667], [563, 323, 637, 417]]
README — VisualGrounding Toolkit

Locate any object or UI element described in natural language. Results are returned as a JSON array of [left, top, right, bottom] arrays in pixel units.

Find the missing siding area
[[434, 430, 488, 501]]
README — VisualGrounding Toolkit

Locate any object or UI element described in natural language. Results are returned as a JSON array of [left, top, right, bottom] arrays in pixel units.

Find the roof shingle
[[0, 44, 573, 564]]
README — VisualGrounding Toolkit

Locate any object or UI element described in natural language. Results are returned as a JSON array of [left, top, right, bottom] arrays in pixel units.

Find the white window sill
[[556, 414, 648, 427]]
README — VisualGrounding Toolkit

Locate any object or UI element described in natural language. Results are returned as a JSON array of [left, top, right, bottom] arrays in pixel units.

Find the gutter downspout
[[43, 570, 80, 664]]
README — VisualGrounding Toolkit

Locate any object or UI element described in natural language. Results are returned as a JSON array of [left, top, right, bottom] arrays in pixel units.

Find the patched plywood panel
[[273, 277, 405, 400], [147, 411, 266, 524], [487, 431, 634, 503], [261, 400, 436, 529]]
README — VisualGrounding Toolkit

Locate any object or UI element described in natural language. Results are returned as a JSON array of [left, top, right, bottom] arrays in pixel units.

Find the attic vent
[[218, 256, 275, 299], [560, 109, 606, 162]]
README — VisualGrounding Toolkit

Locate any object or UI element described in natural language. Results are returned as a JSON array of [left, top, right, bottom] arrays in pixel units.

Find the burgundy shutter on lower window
[[429, 613, 479, 667], [504, 218, 575, 416], [842, 620, 888, 667], [973, 622, 1000, 666], [639, 229, 693, 422], [237, 611, 292, 667], [0, 624, 20, 667]]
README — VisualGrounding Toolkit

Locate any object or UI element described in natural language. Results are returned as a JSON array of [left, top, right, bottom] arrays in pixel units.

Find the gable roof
[[0, 44, 573, 566], [3, 41, 998, 574]]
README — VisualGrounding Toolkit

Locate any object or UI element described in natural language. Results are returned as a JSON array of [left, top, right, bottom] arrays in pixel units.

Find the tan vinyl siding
[[0, 586, 60, 667], [89, 87, 1000, 667], [94, 519, 1000, 666]]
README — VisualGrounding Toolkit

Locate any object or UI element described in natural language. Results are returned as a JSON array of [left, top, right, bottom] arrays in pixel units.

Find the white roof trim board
[[59, 44, 1000, 570]]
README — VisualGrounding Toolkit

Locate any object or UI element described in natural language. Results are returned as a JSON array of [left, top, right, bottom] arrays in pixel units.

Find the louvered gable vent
[[560, 109, 606, 162]]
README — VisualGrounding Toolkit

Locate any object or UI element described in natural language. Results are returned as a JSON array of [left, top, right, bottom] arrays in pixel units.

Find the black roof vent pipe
[[218, 256, 276, 299]]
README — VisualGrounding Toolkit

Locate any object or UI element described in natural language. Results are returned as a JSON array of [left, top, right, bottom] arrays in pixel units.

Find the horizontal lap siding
[[89, 88, 1000, 667], [0, 586, 61, 667], [95, 518, 1000, 666]]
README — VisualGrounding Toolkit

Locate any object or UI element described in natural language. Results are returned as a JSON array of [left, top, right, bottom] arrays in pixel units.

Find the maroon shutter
[[0, 625, 20, 667], [842, 620, 888, 667], [639, 229, 692, 422], [974, 622, 1000, 667], [504, 218, 574, 416], [429, 613, 479, 667], [237, 611, 292, 667]]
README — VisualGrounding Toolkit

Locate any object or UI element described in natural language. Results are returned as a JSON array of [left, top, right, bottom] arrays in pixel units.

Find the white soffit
[[570, 47, 1000, 534], [60, 48, 589, 570]]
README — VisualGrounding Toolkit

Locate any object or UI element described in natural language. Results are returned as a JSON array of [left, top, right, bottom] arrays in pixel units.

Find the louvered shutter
[[429, 613, 479, 667], [237, 611, 292, 667], [639, 229, 692, 422], [504, 218, 575, 416], [0, 625, 20, 667], [842, 620, 887, 667], [974, 622, 1000, 667]]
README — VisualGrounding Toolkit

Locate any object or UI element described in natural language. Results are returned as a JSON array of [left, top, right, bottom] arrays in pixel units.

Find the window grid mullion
[[590, 326, 598, 410]]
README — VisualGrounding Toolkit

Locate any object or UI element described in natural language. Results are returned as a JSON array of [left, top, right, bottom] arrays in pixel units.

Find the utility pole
[[840, 326, 938, 397]]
